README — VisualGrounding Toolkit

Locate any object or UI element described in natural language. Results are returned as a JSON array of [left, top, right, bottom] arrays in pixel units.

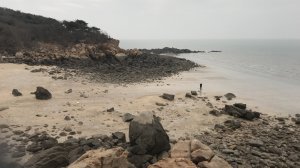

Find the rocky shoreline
[[140, 47, 205, 55], [1, 82, 299, 167], [1, 41, 199, 83]]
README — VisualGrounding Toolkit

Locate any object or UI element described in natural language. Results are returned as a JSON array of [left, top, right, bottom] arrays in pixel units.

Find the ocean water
[[120, 39, 300, 115]]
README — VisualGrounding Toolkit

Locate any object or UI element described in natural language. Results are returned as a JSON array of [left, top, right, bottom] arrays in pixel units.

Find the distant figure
[[200, 83, 203, 91]]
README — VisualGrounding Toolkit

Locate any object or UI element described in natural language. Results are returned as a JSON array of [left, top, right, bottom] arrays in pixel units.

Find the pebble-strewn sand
[[0, 63, 234, 143]]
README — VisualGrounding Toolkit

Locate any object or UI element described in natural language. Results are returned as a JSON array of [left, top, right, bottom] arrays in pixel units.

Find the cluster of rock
[[2, 41, 199, 83], [3, 39, 141, 65], [0, 111, 233, 168], [11, 87, 52, 100], [197, 113, 300, 168]]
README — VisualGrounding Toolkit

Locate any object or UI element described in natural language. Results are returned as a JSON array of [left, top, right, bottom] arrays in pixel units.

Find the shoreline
[[0, 63, 299, 167]]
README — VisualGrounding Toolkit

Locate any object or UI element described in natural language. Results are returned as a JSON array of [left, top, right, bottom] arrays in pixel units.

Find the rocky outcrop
[[140, 47, 204, 55], [224, 105, 260, 120]]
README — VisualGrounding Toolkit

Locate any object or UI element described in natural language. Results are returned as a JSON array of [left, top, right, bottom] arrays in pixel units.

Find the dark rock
[[185, 93, 192, 98], [140, 47, 203, 55], [11, 151, 26, 158], [233, 103, 246, 110], [65, 89, 72, 94], [26, 142, 42, 153], [112, 132, 126, 143], [127, 154, 153, 168], [107, 107, 114, 112], [295, 114, 300, 118], [209, 110, 221, 116], [68, 147, 85, 163], [24, 146, 69, 168], [155, 102, 167, 106], [214, 124, 225, 130], [224, 120, 241, 129], [161, 93, 175, 101], [123, 113, 135, 122], [191, 91, 197, 95], [248, 139, 264, 147], [294, 118, 300, 124], [224, 93, 236, 100], [0, 106, 9, 111], [206, 102, 213, 108], [41, 138, 58, 149], [129, 112, 170, 155], [0, 124, 9, 128], [13, 130, 24, 135], [12, 89, 22, 96], [33, 87, 52, 100], [224, 105, 260, 120], [214, 96, 222, 101], [64, 116, 71, 121]]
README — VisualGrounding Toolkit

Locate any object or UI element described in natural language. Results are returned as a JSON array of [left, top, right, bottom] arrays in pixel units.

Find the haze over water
[[121, 39, 300, 115]]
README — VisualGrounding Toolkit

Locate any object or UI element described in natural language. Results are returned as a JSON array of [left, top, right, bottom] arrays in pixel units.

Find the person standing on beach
[[200, 83, 203, 91]]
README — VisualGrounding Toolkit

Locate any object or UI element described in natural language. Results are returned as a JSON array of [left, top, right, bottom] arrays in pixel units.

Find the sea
[[120, 39, 300, 115]]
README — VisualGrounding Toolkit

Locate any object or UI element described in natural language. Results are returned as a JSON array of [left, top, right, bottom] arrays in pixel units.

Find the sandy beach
[[0, 63, 232, 141]]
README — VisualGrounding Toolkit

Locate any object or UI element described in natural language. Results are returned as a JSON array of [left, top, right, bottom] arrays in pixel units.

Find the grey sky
[[1, 0, 300, 40]]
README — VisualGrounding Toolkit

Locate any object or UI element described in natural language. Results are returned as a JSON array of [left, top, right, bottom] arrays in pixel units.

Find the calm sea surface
[[120, 39, 300, 115]]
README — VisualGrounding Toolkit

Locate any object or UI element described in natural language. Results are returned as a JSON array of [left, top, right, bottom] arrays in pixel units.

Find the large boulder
[[129, 112, 170, 155], [33, 87, 52, 100], [68, 147, 134, 168]]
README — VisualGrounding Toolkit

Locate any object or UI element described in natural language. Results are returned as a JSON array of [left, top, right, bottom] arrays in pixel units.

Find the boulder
[[33, 87, 52, 100], [24, 146, 69, 168], [198, 155, 232, 168], [233, 103, 246, 110], [224, 93, 236, 100], [190, 140, 215, 163], [12, 89, 22, 96], [122, 113, 135, 122], [68, 147, 134, 168], [209, 110, 221, 117], [191, 91, 198, 96], [224, 105, 260, 120], [112, 132, 126, 143], [224, 120, 241, 129], [185, 93, 192, 98], [129, 112, 170, 155], [148, 158, 197, 168], [161, 93, 175, 101]]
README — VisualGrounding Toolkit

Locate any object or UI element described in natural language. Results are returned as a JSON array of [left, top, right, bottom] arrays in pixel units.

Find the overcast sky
[[1, 0, 300, 40]]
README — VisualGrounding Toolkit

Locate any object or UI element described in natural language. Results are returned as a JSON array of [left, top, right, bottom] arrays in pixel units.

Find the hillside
[[0, 7, 110, 54]]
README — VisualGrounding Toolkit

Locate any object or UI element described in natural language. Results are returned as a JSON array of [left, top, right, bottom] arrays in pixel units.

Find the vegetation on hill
[[0, 7, 111, 54]]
